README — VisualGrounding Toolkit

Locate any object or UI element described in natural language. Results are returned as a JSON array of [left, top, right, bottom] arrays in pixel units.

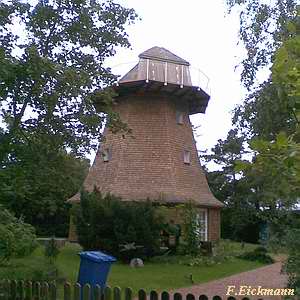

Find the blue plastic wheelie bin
[[77, 251, 116, 289]]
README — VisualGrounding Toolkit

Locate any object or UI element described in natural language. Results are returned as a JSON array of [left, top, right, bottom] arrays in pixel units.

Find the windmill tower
[[69, 47, 223, 242]]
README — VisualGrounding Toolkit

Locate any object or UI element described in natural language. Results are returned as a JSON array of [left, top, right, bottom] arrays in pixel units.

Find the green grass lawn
[[0, 241, 266, 294]]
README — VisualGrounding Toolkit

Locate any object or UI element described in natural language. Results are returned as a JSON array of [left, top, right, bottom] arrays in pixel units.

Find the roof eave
[[106, 80, 210, 115]]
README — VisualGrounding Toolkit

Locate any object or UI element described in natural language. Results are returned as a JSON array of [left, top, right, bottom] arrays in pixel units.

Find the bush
[[283, 228, 300, 297], [182, 201, 201, 256], [0, 261, 58, 281], [44, 238, 60, 264], [238, 246, 274, 264], [73, 189, 164, 261], [0, 206, 37, 264]]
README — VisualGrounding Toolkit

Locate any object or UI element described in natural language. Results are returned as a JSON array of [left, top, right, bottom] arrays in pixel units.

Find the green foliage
[[238, 246, 274, 264], [232, 81, 297, 141], [181, 201, 201, 256], [283, 228, 300, 297], [0, 0, 137, 160], [0, 206, 36, 264], [0, 225, 15, 264], [202, 130, 261, 243], [73, 190, 164, 261], [0, 138, 89, 236], [233, 19, 300, 293], [272, 15, 300, 97], [236, 133, 300, 211], [226, 1, 299, 292], [44, 238, 60, 265], [0, 0, 137, 237], [226, 0, 298, 89]]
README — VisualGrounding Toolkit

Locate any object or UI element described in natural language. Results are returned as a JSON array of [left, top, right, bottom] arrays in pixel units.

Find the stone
[[130, 258, 144, 268]]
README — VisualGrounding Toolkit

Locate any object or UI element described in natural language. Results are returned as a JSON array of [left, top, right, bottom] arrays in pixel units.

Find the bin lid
[[79, 251, 117, 263]]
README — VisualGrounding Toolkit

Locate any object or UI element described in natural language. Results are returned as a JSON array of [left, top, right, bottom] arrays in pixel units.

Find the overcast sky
[[104, 0, 247, 157], [2, 0, 248, 164]]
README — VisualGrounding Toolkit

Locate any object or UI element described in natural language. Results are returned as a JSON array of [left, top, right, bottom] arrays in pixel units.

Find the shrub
[[44, 238, 60, 264], [0, 261, 58, 281], [283, 228, 300, 297], [73, 189, 164, 261], [238, 246, 274, 264], [182, 201, 201, 256], [0, 206, 37, 264]]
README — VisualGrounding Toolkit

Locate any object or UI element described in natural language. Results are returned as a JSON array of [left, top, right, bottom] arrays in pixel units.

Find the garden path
[[169, 262, 289, 300]]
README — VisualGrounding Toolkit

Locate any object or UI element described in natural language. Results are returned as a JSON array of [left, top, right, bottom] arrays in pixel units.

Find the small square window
[[176, 111, 184, 125], [183, 150, 191, 164], [102, 147, 112, 162]]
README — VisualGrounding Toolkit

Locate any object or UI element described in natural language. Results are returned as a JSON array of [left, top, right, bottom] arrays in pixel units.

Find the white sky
[[2, 0, 247, 164], [102, 0, 247, 161]]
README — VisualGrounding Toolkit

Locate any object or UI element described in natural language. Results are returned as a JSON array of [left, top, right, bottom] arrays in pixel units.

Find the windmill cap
[[139, 46, 190, 66]]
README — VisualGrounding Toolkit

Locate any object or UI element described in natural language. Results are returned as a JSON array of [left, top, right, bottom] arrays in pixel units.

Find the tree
[[0, 0, 137, 235], [0, 0, 137, 163], [206, 3, 299, 245], [226, 1, 300, 212], [0, 133, 90, 236], [0, 205, 36, 265], [232, 12, 300, 214], [226, 0, 298, 89], [73, 189, 164, 261], [232, 80, 297, 141], [202, 130, 261, 242], [227, 4, 300, 293]]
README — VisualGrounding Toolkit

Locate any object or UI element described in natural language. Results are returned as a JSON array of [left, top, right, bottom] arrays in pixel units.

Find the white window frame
[[102, 147, 112, 162], [176, 111, 184, 125], [196, 209, 208, 241], [183, 150, 191, 164]]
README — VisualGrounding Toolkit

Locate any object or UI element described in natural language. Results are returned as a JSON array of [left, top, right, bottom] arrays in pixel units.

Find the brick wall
[[83, 92, 221, 207], [69, 91, 222, 241], [208, 208, 221, 241]]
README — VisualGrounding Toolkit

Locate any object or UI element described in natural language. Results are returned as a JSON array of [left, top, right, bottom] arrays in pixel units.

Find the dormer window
[[102, 147, 112, 162], [183, 150, 191, 164], [176, 111, 184, 125]]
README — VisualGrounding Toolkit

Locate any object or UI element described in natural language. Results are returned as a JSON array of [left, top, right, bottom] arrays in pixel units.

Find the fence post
[[174, 293, 182, 300], [42, 282, 49, 300], [26, 281, 33, 300], [83, 284, 91, 300], [49, 282, 56, 300], [124, 288, 132, 300], [103, 287, 111, 300], [64, 282, 72, 300], [19, 281, 25, 300], [186, 294, 195, 300], [138, 290, 146, 300], [93, 285, 101, 300], [4, 280, 11, 300], [113, 287, 121, 300], [35, 282, 41, 300], [161, 291, 169, 300], [74, 283, 81, 300], [150, 290, 158, 300], [10, 280, 17, 300]]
